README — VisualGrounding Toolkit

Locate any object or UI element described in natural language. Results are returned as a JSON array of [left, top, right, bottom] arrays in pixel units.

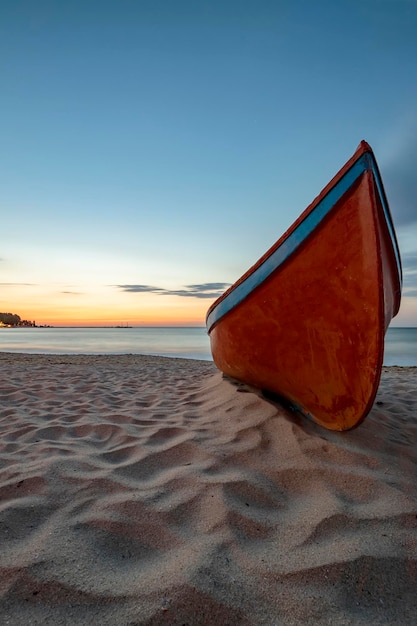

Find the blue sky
[[1, 0, 416, 326]]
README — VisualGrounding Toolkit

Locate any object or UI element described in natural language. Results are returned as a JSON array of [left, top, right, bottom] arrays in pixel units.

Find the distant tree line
[[0, 312, 36, 327]]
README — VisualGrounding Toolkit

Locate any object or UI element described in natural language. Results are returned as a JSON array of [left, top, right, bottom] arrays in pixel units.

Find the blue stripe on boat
[[206, 151, 402, 333]]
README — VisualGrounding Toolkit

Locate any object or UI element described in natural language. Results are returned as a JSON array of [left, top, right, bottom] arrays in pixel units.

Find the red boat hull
[[206, 142, 402, 431]]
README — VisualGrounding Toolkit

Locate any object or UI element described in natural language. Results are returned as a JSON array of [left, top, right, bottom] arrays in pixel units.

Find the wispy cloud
[[116, 283, 230, 299], [400, 250, 417, 295], [384, 132, 417, 227], [0, 282, 36, 286]]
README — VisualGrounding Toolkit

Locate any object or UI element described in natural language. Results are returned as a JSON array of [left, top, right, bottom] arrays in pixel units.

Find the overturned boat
[[206, 141, 402, 431]]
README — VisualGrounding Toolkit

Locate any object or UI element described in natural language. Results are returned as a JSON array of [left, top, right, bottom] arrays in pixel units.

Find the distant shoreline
[[2, 325, 415, 329], [0, 325, 207, 329]]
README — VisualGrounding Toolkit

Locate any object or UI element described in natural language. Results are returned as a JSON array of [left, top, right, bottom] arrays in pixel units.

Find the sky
[[1, 0, 416, 327]]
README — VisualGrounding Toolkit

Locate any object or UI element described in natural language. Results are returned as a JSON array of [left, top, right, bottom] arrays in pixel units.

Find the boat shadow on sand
[[222, 367, 417, 465]]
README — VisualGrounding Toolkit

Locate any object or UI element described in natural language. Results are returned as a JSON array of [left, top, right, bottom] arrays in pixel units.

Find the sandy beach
[[0, 353, 416, 625]]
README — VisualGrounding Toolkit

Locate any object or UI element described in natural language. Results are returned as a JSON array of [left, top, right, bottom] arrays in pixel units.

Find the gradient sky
[[1, 0, 416, 326]]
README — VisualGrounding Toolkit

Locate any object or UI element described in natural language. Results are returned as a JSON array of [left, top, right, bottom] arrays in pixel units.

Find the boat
[[206, 141, 402, 431]]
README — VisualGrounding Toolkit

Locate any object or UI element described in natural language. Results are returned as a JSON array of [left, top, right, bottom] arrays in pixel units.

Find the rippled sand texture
[[0, 353, 417, 625]]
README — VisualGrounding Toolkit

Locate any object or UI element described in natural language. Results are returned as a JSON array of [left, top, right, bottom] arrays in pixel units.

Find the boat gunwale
[[206, 141, 402, 333]]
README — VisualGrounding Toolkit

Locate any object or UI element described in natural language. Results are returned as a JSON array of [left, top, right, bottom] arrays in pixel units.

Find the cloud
[[0, 282, 36, 286], [383, 131, 417, 227], [402, 252, 417, 268], [117, 283, 230, 299], [118, 285, 166, 294], [401, 253, 417, 296]]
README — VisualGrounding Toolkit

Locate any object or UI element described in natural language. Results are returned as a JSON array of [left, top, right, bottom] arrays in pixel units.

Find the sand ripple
[[0, 354, 416, 624]]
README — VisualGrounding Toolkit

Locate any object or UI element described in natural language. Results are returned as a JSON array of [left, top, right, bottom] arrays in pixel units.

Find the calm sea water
[[0, 326, 416, 365], [0, 327, 212, 361]]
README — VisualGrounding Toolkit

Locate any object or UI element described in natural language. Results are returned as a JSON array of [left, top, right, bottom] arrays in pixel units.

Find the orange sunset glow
[[4, 291, 209, 327]]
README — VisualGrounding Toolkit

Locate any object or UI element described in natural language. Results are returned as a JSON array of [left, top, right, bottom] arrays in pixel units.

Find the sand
[[0, 353, 416, 625]]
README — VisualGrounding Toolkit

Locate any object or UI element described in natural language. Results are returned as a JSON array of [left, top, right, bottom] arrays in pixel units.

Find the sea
[[0, 326, 416, 366]]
